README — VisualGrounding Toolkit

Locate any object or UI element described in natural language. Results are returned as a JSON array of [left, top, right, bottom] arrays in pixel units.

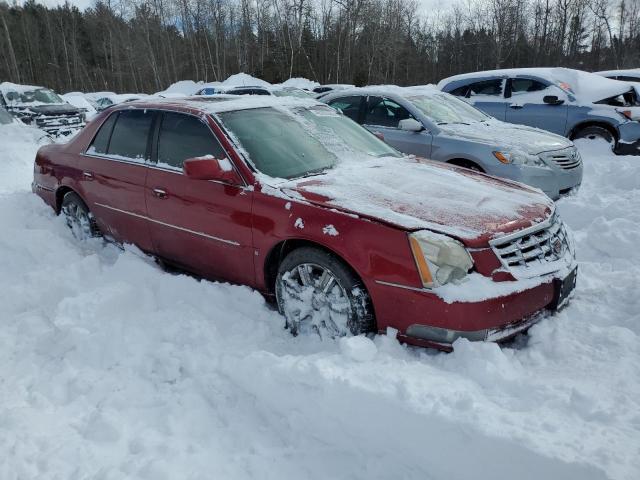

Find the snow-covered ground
[[1, 126, 638, 479]]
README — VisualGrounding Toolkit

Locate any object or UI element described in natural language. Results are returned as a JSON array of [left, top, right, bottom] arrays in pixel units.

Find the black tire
[[275, 247, 374, 338], [572, 125, 615, 147], [60, 191, 100, 240], [448, 159, 484, 173]]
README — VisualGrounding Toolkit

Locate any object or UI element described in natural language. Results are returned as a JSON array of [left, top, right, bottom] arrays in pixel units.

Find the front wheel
[[275, 247, 374, 338], [60, 191, 100, 240], [572, 126, 615, 148]]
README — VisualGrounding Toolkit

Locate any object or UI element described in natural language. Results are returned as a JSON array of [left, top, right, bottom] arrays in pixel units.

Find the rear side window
[[328, 96, 363, 122], [468, 79, 503, 97], [107, 110, 154, 160], [157, 112, 226, 169], [88, 113, 118, 154]]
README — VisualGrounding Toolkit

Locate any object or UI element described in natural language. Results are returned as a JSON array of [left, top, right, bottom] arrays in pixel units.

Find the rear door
[[145, 111, 255, 285], [504, 77, 569, 134], [363, 96, 432, 157], [81, 109, 154, 251], [457, 79, 507, 120]]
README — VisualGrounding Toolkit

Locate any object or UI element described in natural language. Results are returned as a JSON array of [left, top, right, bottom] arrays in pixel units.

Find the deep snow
[[0, 126, 638, 479]]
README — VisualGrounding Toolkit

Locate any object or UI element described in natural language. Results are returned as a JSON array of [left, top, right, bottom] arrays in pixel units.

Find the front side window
[[106, 110, 154, 160], [468, 79, 503, 97], [218, 105, 400, 179], [328, 96, 363, 122], [511, 78, 548, 95], [365, 97, 413, 127], [157, 112, 226, 169]]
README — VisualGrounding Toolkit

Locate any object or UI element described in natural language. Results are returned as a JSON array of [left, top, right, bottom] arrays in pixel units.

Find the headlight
[[408, 231, 473, 288], [493, 150, 546, 167]]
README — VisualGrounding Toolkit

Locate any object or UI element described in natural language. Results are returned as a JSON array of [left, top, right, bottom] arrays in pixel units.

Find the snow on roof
[[156, 80, 202, 96], [281, 77, 320, 90], [595, 68, 640, 78], [133, 95, 320, 115], [322, 84, 443, 100], [438, 68, 632, 103], [222, 73, 271, 88], [0, 82, 46, 94]]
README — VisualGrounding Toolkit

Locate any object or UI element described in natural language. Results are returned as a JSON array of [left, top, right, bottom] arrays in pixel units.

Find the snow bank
[[155, 80, 202, 96], [0, 132, 637, 479]]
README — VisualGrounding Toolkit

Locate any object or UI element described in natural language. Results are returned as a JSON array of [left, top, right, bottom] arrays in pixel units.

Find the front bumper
[[487, 152, 583, 200], [615, 121, 640, 155]]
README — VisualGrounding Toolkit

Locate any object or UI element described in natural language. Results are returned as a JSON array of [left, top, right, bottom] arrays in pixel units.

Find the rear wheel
[[61, 191, 100, 240], [572, 125, 615, 147], [275, 247, 374, 338]]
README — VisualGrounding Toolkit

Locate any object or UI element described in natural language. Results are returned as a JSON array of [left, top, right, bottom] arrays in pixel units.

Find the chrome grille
[[541, 148, 582, 170], [490, 214, 571, 278]]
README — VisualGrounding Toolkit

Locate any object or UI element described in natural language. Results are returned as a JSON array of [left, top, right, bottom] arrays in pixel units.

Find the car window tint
[[107, 109, 153, 160], [158, 112, 226, 169], [88, 112, 118, 154], [617, 75, 640, 82], [449, 85, 469, 97], [468, 79, 503, 96], [328, 96, 362, 122], [511, 78, 548, 94], [365, 97, 413, 127]]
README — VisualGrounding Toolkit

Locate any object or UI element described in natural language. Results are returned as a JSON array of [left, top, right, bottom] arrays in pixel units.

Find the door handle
[[82, 171, 93, 180], [153, 188, 168, 199], [509, 103, 523, 109]]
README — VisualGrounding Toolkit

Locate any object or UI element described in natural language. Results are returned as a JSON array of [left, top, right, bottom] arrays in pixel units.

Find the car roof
[[110, 95, 324, 117], [321, 84, 442, 100], [439, 67, 632, 102]]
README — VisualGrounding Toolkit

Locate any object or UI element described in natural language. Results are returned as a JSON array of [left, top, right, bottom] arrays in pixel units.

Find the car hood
[[438, 120, 572, 155], [273, 157, 554, 247], [12, 103, 80, 116]]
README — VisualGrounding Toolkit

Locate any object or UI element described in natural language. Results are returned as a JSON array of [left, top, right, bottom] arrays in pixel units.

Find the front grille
[[490, 214, 571, 278], [541, 148, 582, 170], [35, 115, 83, 129]]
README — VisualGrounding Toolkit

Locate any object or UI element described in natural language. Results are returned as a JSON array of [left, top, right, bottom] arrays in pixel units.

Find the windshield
[[407, 93, 489, 124], [4, 88, 64, 105], [272, 88, 313, 99], [0, 107, 13, 124], [218, 105, 401, 179]]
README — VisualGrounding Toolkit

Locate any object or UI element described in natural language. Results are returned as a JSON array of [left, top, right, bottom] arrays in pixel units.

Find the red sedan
[[32, 96, 577, 350]]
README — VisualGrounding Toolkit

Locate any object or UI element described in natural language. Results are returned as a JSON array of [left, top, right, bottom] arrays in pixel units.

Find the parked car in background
[[62, 92, 98, 120], [85, 92, 147, 111], [313, 84, 355, 96], [595, 69, 640, 96], [195, 85, 313, 98], [0, 82, 84, 136], [33, 96, 577, 350], [322, 86, 582, 199], [439, 68, 640, 155]]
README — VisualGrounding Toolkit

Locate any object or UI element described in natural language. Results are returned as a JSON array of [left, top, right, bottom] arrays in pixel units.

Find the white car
[[595, 69, 640, 96]]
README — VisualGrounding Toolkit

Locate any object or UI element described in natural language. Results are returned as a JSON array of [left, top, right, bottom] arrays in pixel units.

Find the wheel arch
[[445, 158, 485, 172], [263, 238, 371, 300], [55, 185, 76, 214]]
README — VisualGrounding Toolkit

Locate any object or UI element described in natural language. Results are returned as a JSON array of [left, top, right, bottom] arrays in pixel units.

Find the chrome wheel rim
[[278, 263, 352, 337], [62, 203, 92, 240]]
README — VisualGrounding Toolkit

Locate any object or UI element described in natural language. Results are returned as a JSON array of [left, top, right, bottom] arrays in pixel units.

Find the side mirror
[[543, 95, 564, 106], [398, 118, 424, 132], [183, 157, 241, 184]]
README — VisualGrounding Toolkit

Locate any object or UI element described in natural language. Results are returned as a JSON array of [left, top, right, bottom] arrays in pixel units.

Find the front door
[[145, 111, 255, 286], [505, 78, 569, 135], [363, 96, 432, 157]]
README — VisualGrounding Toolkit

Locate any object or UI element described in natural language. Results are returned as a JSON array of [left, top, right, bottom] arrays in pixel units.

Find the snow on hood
[[281, 77, 319, 90], [156, 80, 201, 96], [274, 157, 553, 245], [222, 73, 271, 88], [439, 68, 633, 104], [439, 119, 573, 154]]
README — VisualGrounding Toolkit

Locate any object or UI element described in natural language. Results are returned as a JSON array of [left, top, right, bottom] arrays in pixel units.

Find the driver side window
[[365, 97, 413, 128], [510, 78, 549, 96]]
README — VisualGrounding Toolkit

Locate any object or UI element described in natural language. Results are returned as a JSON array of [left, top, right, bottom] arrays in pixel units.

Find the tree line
[[0, 0, 639, 94]]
